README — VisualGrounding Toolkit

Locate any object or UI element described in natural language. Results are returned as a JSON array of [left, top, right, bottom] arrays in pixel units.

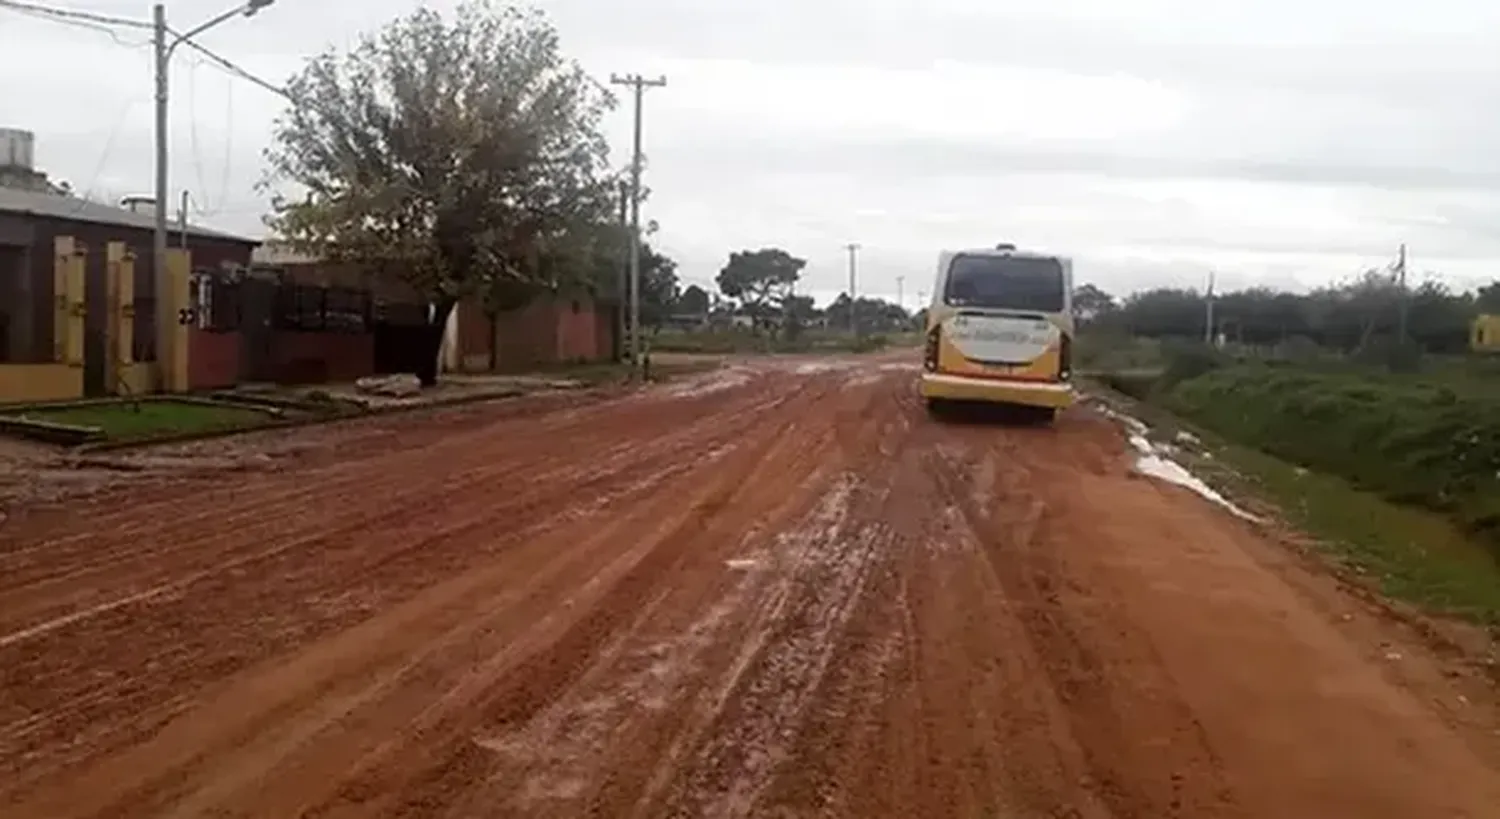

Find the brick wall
[[556, 297, 602, 362], [267, 330, 374, 384], [188, 329, 241, 390]]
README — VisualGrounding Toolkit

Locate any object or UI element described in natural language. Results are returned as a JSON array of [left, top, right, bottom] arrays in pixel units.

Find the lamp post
[[152, 0, 275, 374]]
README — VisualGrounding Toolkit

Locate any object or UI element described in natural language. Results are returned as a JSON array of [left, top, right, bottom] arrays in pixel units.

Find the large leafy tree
[[261, 1, 617, 384], [1072, 283, 1117, 322], [638, 242, 680, 331], [677, 284, 710, 316], [715, 248, 805, 330]]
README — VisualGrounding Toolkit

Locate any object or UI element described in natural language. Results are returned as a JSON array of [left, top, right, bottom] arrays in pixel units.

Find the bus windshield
[[944, 254, 1065, 312]]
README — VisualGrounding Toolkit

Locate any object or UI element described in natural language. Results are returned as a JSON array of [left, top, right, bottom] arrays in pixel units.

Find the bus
[[919, 243, 1074, 422]]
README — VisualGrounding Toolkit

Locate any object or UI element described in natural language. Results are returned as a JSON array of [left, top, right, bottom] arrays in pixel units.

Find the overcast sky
[[4, 0, 1498, 305]]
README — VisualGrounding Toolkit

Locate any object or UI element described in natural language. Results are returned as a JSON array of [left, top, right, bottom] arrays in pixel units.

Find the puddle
[[1126, 431, 1261, 522], [1095, 400, 1261, 523]]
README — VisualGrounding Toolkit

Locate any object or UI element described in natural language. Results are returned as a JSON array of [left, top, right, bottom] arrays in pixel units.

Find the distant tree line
[[1077, 274, 1500, 356], [634, 246, 913, 337]]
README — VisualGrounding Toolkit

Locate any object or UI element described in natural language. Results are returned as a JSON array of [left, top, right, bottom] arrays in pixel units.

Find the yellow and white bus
[[919, 243, 1074, 422]]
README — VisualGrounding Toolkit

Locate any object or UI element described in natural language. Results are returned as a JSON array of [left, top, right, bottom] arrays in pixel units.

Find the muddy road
[[2, 358, 1498, 818]]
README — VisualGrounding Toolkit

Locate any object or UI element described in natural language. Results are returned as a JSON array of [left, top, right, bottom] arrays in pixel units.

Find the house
[[446, 293, 617, 374], [1472, 314, 1500, 353], [0, 179, 259, 403], [250, 240, 619, 378]]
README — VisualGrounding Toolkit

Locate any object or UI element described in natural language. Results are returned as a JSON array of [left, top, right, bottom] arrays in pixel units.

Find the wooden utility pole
[[1204, 270, 1216, 346], [1395, 243, 1409, 344], [615, 179, 628, 361], [845, 242, 860, 337], [609, 72, 666, 372]]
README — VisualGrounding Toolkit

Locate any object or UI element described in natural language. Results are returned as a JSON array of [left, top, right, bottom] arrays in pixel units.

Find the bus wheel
[[1027, 407, 1058, 426]]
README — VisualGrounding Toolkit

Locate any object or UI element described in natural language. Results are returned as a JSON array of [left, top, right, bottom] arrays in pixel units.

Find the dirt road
[[2, 358, 1498, 818]]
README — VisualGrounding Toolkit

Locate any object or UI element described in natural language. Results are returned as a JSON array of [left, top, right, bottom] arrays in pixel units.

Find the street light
[[151, 1, 275, 388]]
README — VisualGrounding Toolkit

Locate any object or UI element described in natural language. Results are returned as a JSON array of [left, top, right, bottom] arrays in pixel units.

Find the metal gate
[[82, 255, 107, 397], [235, 277, 277, 383]]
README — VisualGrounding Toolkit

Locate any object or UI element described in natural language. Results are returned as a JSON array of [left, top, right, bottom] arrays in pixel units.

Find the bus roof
[[942, 246, 1065, 262]]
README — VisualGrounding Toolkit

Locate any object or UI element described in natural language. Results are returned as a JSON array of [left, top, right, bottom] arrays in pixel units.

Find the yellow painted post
[[159, 247, 192, 392], [52, 237, 86, 367], [104, 242, 137, 391]]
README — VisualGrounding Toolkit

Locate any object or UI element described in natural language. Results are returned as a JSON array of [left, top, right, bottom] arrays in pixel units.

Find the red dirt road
[[2, 358, 1498, 818]]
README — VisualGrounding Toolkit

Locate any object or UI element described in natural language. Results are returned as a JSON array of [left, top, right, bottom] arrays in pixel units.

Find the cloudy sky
[[4, 0, 1498, 305]]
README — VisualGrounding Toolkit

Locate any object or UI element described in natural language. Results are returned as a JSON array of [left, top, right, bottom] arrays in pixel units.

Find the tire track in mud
[[0, 383, 769, 619], [3, 359, 1499, 818], [925, 414, 1240, 817], [0, 376, 805, 809]]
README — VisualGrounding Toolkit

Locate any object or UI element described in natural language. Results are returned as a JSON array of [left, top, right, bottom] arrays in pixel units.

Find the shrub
[[1163, 365, 1500, 560], [1158, 340, 1227, 390]]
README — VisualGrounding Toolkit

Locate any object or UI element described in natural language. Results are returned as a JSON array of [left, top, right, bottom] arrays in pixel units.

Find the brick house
[[253, 241, 619, 378], [0, 185, 258, 402]]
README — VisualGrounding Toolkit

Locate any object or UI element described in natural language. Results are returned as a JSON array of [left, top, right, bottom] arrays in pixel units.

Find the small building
[[0, 181, 258, 403], [1472, 314, 1500, 353], [251, 241, 619, 379], [446, 293, 617, 374]]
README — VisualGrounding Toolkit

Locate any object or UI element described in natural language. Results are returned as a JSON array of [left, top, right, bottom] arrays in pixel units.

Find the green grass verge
[[7, 400, 275, 441], [1164, 364, 1500, 553], [1211, 442, 1500, 625]]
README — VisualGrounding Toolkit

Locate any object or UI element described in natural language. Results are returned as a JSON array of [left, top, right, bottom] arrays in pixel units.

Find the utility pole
[[1395, 242, 1409, 344], [615, 179, 628, 362], [896, 275, 905, 311], [845, 242, 860, 337], [1204, 269, 1216, 346], [610, 72, 666, 373], [177, 189, 190, 248], [153, 0, 275, 374]]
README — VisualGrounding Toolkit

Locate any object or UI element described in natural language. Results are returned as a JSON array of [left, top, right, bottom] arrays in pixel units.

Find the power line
[[0, 0, 149, 30], [176, 36, 291, 100], [0, 1, 289, 99], [0, 0, 151, 46]]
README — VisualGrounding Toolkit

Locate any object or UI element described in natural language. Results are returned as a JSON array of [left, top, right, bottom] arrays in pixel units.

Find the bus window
[[945, 254, 1065, 313]]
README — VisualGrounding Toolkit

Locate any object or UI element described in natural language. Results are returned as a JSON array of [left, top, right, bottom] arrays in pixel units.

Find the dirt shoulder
[[1, 359, 1496, 817]]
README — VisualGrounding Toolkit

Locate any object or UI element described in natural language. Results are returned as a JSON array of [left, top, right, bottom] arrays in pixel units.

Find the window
[[323, 287, 369, 333], [944, 254, 1066, 313], [187, 272, 242, 332], [0, 246, 22, 362], [273, 285, 370, 332]]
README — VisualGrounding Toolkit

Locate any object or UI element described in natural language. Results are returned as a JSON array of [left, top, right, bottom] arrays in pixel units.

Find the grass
[[1214, 442, 1500, 625], [1091, 380, 1500, 626], [1163, 364, 1500, 552], [7, 399, 276, 441]]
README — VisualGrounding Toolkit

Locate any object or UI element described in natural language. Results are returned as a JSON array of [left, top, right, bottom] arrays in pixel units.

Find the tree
[[715, 248, 805, 331], [677, 284, 710, 316], [638, 242, 680, 331], [1072, 283, 1117, 322], [1477, 281, 1500, 313], [261, 1, 617, 385]]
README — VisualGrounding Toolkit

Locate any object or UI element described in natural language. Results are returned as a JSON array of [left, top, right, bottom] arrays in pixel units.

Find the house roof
[[0, 186, 259, 244]]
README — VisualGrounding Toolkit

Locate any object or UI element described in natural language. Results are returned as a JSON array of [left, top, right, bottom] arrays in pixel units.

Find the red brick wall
[[188, 329, 241, 390], [267, 331, 374, 384], [556, 298, 601, 362], [492, 300, 558, 371], [455, 300, 493, 371], [455, 295, 616, 372]]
